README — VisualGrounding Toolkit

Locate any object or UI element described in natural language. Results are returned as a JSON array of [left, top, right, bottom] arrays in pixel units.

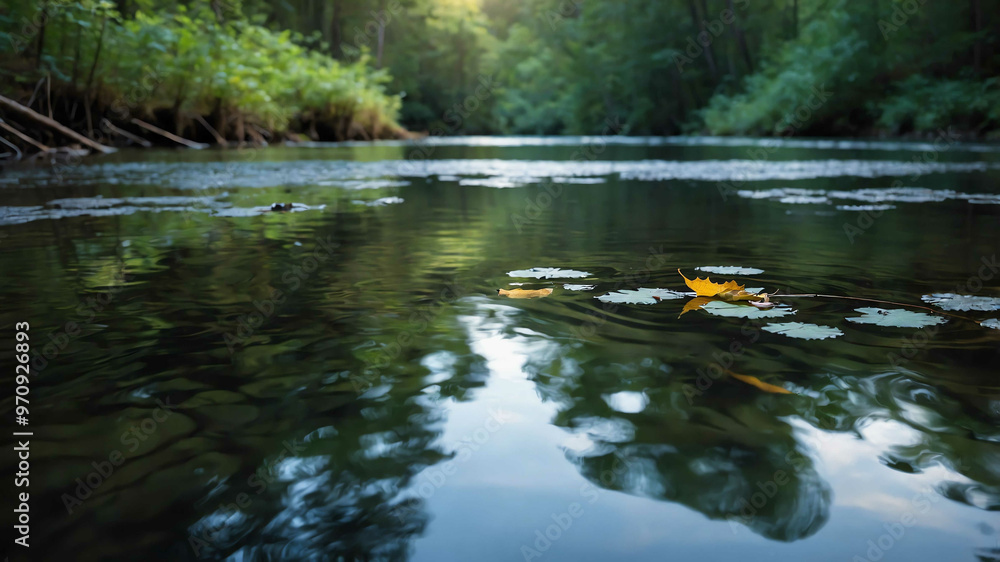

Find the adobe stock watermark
[[674, 0, 750, 73], [29, 262, 130, 374], [511, 116, 624, 233], [350, 278, 469, 393], [396, 74, 499, 177], [717, 83, 833, 201], [61, 397, 178, 514], [843, 129, 959, 244], [544, 0, 580, 30], [571, 246, 671, 339], [851, 487, 941, 561], [519, 451, 633, 561], [726, 448, 812, 533], [682, 317, 768, 404], [878, 0, 928, 40], [188, 439, 306, 557], [338, 0, 405, 62], [887, 254, 999, 368], [222, 235, 339, 353], [390, 408, 511, 523]]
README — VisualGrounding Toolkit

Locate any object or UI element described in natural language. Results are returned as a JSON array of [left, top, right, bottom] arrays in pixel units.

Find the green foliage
[[0, 0, 401, 138], [875, 75, 1000, 134], [1, 0, 997, 137]]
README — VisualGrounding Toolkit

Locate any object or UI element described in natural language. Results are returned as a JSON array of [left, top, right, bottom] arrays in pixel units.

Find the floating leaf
[[921, 294, 1000, 312], [846, 307, 948, 328], [982, 318, 1000, 330], [498, 288, 553, 299], [727, 370, 793, 394], [762, 322, 843, 340], [508, 268, 591, 279], [596, 288, 686, 305], [678, 269, 765, 302], [700, 300, 792, 319], [563, 284, 596, 291], [700, 300, 794, 319], [695, 266, 765, 275]]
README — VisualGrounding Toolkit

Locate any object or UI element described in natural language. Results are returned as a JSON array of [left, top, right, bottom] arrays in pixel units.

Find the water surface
[[1, 137, 999, 561]]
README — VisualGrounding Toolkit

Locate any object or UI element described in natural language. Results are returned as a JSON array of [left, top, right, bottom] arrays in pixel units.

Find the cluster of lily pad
[[503, 266, 1000, 339]]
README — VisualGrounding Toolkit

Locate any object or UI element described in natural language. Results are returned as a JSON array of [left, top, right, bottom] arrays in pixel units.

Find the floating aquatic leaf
[[982, 318, 1000, 330], [508, 268, 591, 279], [596, 288, 686, 305], [762, 322, 843, 340], [846, 307, 948, 328], [695, 266, 765, 275], [921, 293, 1000, 312], [678, 269, 765, 302], [727, 370, 793, 394], [700, 301, 794, 319], [498, 288, 553, 299], [563, 284, 596, 291], [352, 196, 404, 207]]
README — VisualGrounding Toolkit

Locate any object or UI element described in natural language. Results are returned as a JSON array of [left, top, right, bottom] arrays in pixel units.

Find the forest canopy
[[1, 0, 997, 143]]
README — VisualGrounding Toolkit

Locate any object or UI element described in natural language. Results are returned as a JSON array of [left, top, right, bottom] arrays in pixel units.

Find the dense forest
[[0, 0, 997, 152]]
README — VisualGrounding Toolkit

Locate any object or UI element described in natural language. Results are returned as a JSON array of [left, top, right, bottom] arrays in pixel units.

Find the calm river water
[[1, 136, 999, 561]]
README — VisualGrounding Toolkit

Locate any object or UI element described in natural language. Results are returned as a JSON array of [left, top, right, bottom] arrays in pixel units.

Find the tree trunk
[[35, 1, 49, 69], [71, 24, 82, 87], [792, 0, 798, 38], [330, 1, 343, 59], [971, 0, 983, 73], [376, 0, 387, 68], [687, 0, 718, 81], [84, 16, 108, 95], [728, 0, 754, 73]]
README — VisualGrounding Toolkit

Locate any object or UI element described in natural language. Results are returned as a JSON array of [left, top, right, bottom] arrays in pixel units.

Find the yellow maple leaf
[[726, 370, 793, 394], [497, 288, 553, 299], [677, 269, 764, 302]]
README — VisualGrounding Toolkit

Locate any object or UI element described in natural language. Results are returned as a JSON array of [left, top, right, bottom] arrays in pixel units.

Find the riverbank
[[0, 1, 408, 163]]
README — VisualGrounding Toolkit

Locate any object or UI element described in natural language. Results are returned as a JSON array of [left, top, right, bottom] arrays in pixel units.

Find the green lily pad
[[846, 307, 948, 328], [700, 300, 795, 319], [508, 267, 592, 279], [982, 318, 1000, 330], [695, 266, 765, 275], [921, 294, 1000, 312], [596, 288, 686, 304], [762, 322, 843, 340]]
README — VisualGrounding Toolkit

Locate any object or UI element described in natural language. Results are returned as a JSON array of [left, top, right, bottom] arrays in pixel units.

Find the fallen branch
[[0, 93, 116, 154], [100, 118, 151, 147], [192, 113, 226, 145], [0, 119, 50, 152], [0, 134, 23, 161], [130, 117, 208, 149]]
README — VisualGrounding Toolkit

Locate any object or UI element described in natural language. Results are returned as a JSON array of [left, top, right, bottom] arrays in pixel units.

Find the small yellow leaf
[[678, 269, 764, 302], [498, 288, 553, 299], [726, 370, 793, 394]]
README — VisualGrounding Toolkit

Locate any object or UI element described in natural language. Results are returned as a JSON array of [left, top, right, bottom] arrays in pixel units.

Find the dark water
[[1, 137, 1000, 561]]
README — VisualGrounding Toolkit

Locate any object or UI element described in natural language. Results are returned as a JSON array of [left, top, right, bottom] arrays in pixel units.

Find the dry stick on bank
[[0, 119, 50, 152], [0, 93, 116, 154], [100, 118, 151, 147], [130, 118, 209, 149], [193, 114, 226, 145]]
